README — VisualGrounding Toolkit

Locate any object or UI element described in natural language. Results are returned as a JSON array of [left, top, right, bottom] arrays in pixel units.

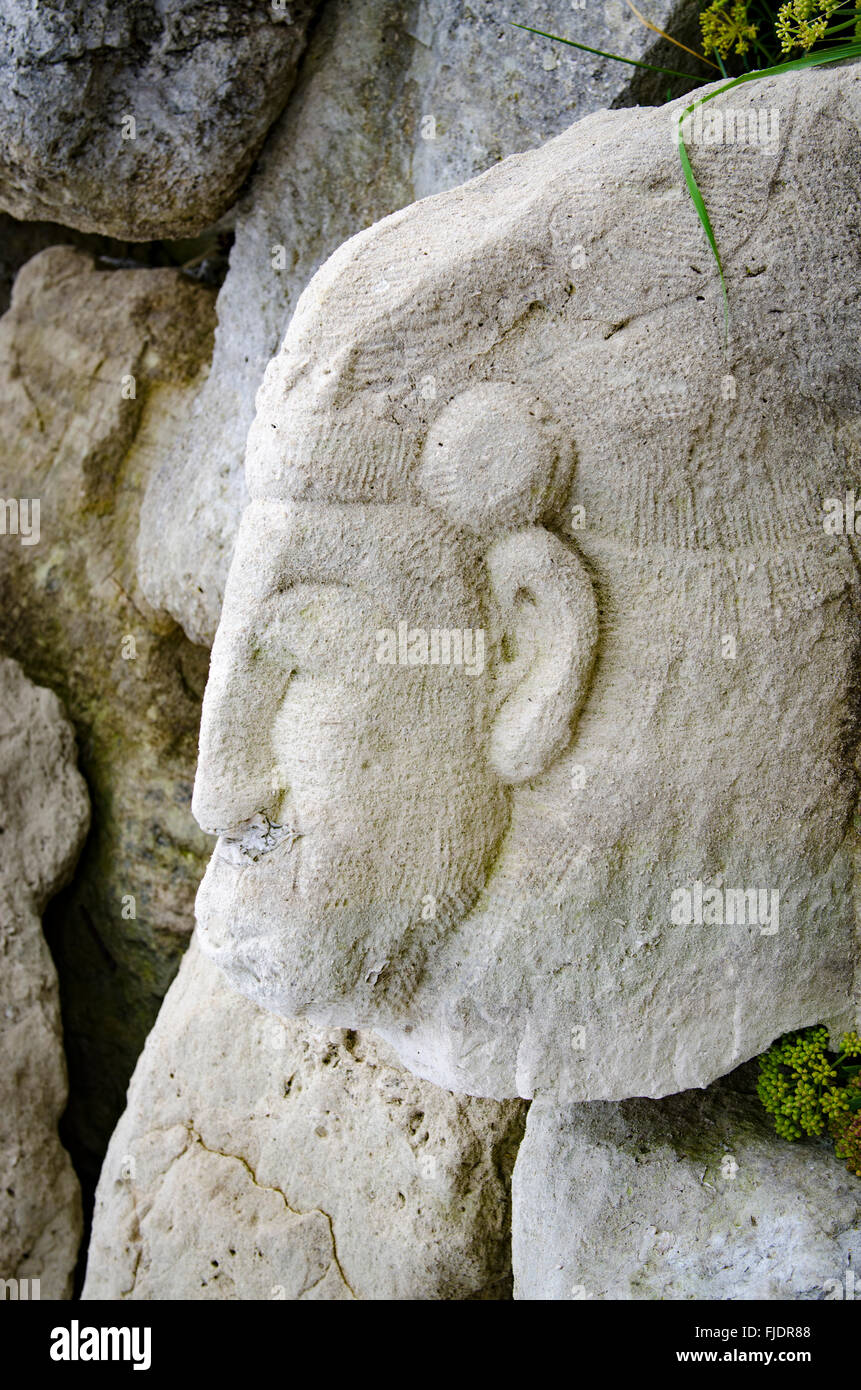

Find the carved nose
[[192, 626, 285, 837]]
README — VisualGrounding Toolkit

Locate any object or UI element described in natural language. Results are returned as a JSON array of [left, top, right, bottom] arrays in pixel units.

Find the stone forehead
[[242, 66, 861, 580]]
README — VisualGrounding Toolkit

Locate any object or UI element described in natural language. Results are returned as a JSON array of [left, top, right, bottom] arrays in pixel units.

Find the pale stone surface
[[138, 0, 697, 644], [0, 248, 216, 1183], [512, 1075, 861, 1300], [0, 0, 315, 239], [82, 938, 525, 1300], [193, 65, 861, 1103], [0, 656, 89, 1299]]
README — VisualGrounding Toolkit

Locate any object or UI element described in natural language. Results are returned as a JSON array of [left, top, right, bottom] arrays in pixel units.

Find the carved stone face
[[193, 68, 861, 1101], [192, 478, 596, 1022], [192, 380, 600, 1025]]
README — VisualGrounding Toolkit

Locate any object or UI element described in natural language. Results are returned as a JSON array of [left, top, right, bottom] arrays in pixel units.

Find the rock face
[[512, 1075, 861, 1300], [0, 247, 216, 1184], [192, 64, 861, 1103], [0, 656, 89, 1299], [83, 938, 525, 1300], [138, 0, 699, 644], [0, 0, 316, 239]]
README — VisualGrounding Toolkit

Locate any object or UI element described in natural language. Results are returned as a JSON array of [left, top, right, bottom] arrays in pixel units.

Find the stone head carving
[[193, 380, 599, 1018], [194, 66, 861, 1102]]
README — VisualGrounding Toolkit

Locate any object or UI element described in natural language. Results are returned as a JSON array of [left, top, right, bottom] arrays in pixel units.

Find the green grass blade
[[677, 130, 729, 340], [676, 44, 861, 344], [510, 22, 702, 80], [823, 21, 861, 35]]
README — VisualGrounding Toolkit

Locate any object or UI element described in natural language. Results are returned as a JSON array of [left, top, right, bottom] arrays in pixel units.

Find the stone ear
[[486, 527, 598, 785]]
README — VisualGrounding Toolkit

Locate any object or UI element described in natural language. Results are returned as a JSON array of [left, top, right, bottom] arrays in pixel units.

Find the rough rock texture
[[0, 0, 316, 239], [512, 1074, 861, 1299], [138, 0, 700, 644], [192, 64, 861, 1102], [0, 247, 216, 1185], [83, 938, 526, 1300], [0, 656, 89, 1299]]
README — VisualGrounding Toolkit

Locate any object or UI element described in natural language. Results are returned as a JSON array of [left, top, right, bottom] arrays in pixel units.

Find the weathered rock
[[0, 0, 316, 239], [0, 247, 216, 1184], [83, 938, 525, 1300], [512, 1074, 860, 1300], [0, 209, 233, 319], [138, 0, 700, 643], [0, 656, 89, 1299], [192, 64, 861, 1102]]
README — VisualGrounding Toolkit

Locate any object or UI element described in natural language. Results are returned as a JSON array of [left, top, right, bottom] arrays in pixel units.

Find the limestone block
[[512, 1078, 860, 1300], [0, 247, 216, 1177], [83, 939, 525, 1300]]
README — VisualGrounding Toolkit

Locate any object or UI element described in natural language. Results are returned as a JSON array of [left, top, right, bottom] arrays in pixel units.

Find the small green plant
[[757, 1026, 861, 1175]]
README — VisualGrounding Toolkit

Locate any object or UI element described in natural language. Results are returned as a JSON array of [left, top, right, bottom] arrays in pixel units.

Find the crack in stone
[[189, 1128, 358, 1299]]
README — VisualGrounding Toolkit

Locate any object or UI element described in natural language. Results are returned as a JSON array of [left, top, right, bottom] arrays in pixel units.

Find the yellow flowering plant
[[758, 1027, 861, 1176], [701, 0, 858, 68]]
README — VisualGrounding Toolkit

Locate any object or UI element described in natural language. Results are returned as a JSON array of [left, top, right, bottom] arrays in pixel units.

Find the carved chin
[[194, 846, 415, 1021]]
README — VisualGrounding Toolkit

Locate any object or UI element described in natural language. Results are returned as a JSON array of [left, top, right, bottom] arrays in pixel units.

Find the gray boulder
[[0, 656, 89, 1299], [0, 0, 315, 239], [0, 247, 217, 1180]]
